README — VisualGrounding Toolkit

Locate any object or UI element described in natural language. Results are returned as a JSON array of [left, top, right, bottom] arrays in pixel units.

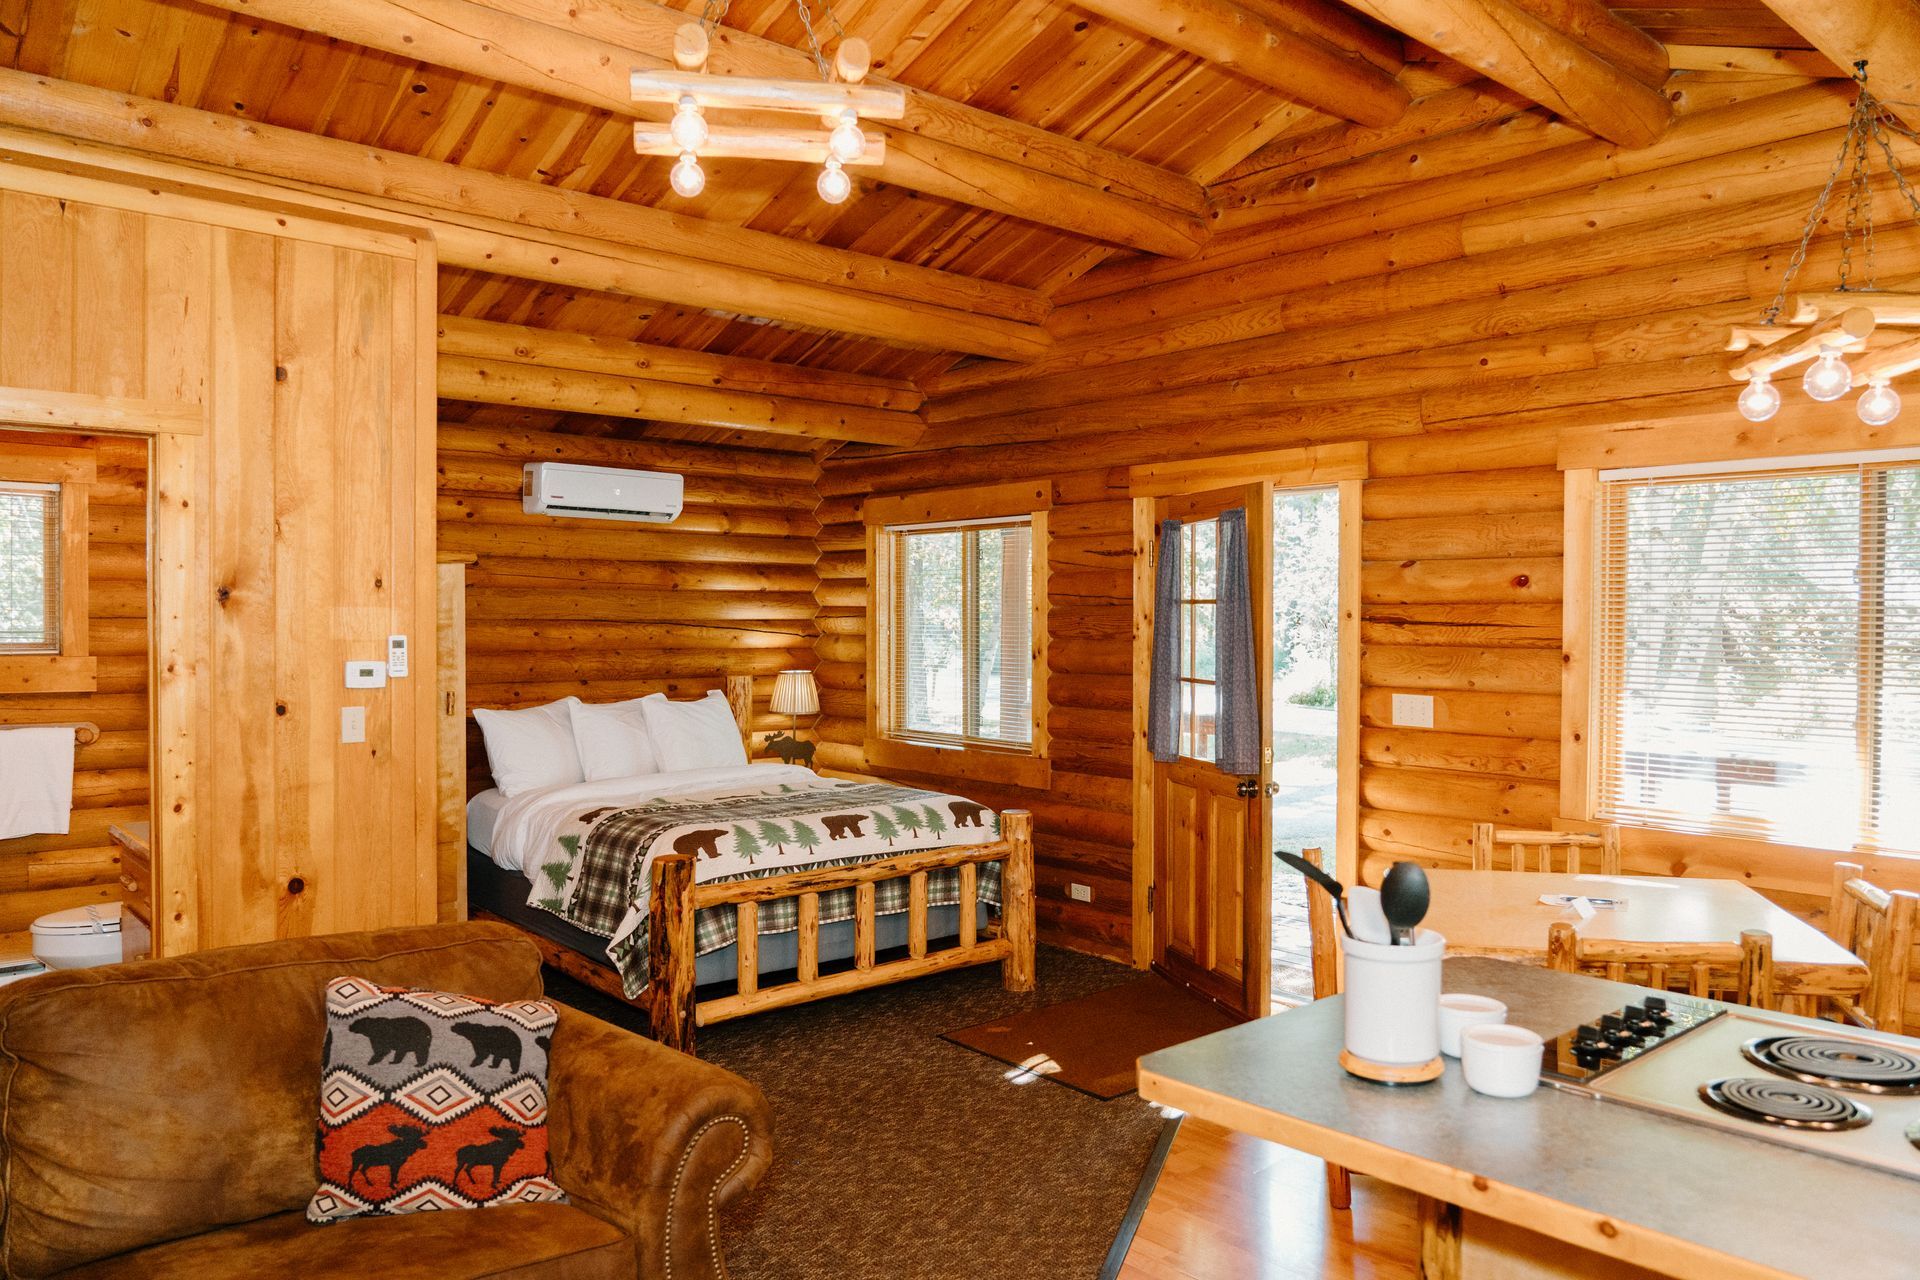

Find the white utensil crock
[[1340, 928, 1445, 1066]]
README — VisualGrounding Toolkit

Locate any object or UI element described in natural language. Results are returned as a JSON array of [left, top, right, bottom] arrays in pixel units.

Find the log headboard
[[465, 673, 760, 800]]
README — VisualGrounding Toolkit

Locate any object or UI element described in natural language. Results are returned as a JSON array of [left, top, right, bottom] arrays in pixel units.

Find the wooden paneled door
[[1150, 485, 1272, 1019]]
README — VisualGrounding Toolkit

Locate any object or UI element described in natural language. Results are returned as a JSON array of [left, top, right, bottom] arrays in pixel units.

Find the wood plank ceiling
[[0, 0, 1849, 449]]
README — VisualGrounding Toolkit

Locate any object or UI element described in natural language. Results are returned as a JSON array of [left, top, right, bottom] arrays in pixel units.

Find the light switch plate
[[340, 706, 366, 744], [1068, 882, 1093, 903], [1390, 693, 1435, 728], [386, 635, 409, 678], [345, 660, 386, 689]]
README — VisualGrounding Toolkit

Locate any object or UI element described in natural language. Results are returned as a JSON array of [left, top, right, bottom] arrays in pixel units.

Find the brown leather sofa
[[0, 922, 772, 1279]]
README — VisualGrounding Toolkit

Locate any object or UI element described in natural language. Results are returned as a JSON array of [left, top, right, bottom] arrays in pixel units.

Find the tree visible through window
[[1595, 459, 1919, 853], [884, 518, 1034, 750], [0, 480, 59, 654]]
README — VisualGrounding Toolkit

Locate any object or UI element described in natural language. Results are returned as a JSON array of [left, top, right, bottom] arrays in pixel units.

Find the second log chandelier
[[1729, 62, 1920, 426], [631, 0, 904, 205]]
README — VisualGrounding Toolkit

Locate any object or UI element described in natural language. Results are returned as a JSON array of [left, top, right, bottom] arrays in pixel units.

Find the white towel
[[0, 726, 75, 841]]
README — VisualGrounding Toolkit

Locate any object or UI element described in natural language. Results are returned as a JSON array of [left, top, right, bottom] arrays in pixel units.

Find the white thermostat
[[345, 660, 387, 689]]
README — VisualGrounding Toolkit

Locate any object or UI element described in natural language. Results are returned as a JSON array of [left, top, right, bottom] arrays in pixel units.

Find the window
[[0, 439, 95, 693], [882, 517, 1036, 750], [1173, 516, 1219, 762], [0, 480, 60, 654], [1592, 456, 1919, 854]]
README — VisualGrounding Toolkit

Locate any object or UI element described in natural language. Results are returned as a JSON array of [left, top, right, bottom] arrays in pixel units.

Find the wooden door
[[1151, 485, 1271, 1018]]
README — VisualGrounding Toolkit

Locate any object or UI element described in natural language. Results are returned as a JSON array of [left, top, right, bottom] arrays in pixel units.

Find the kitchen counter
[[1138, 957, 1917, 1280]]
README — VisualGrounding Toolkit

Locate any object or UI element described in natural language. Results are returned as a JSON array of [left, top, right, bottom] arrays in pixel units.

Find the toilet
[[30, 902, 124, 970]]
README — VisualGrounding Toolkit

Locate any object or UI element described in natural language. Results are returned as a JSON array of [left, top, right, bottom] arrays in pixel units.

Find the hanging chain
[[792, 0, 833, 82], [699, 0, 730, 32], [1758, 64, 1889, 326]]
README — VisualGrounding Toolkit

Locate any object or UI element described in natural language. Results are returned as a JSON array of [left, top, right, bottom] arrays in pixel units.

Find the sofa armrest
[[546, 1005, 773, 1280]]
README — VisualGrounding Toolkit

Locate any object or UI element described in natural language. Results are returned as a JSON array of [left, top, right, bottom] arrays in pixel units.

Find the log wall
[[437, 419, 822, 794], [0, 429, 145, 954], [821, 71, 1920, 981]]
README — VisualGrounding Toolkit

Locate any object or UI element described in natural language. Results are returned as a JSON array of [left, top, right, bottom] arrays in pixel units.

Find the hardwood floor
[[1116, 1118, 1420, 1280]]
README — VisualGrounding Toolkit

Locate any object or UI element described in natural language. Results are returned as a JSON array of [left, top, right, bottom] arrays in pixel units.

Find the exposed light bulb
[[1858, 378, 1902, 427], [670, 151, 705, 198], [1737, 374, 1782, 423], [669, 97, 708, 152], [828, 110, 866, 163], [817, 159, 852, 204], [1803, 346, 1854, 402]]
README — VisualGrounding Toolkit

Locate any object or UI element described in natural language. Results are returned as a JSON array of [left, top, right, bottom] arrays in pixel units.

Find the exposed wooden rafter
[[190, 0, 1210, 257], [436, 316, 924, 413], [1752, 0, 1920, 132], [0, 73, 1050, 360], [1341, 0, 1673, 147], [1068, 0, 1410, 127]]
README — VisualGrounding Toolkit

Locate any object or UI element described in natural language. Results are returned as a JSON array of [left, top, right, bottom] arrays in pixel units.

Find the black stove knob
[[1575, 1024, 1602, 1043], [1599, 1013, 1624, 1030], [1644, 995, 1669, 1014], [1623, 1004, 1647, 1020]]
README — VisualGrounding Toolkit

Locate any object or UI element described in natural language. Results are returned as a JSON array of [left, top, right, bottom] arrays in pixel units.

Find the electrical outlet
[[1390, 693, 1434, 728], [340, 706, 366, 744], [1068, 882, 1093, 903]]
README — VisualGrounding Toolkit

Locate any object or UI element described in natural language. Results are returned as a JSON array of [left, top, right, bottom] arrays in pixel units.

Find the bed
[[466, 676, 1034, 1053]]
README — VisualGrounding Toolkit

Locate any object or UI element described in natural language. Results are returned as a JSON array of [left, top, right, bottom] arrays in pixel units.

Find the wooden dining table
[[1420, 870, 1868, 1012]]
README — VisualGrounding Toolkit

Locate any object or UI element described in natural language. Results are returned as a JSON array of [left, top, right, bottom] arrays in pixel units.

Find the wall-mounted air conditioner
[[521, 462, 684, 523]]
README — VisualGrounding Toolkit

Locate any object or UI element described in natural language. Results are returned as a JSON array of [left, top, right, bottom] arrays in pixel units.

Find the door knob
[[1236, 779, 1278, 798]]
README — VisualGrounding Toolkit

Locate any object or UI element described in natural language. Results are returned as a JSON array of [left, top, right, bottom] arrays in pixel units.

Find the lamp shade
[[770, 669, 820, 717]]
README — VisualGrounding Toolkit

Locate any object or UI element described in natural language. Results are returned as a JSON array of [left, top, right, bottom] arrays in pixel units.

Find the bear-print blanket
[[527, 774, 1003, 997]]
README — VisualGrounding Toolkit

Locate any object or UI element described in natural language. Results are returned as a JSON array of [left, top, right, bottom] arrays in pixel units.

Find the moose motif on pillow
[[307, 977, 565, 1222]]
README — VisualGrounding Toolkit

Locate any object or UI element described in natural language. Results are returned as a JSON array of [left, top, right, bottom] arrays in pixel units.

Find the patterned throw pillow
[[307, 977, 567, 1223]]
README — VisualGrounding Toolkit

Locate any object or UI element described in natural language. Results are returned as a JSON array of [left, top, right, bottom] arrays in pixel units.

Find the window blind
[[887, 518, 1033, 750], [0, 480, 59, 654], [1594, 460, 1919, 854]]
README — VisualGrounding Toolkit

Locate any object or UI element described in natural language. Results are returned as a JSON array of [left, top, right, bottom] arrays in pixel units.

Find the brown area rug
[[942, 972, 1236, 1099], [544, 947, 1170, 1280]]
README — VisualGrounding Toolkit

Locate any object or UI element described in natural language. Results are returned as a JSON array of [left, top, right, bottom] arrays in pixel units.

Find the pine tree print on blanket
[[527, 777, 1004, 997]]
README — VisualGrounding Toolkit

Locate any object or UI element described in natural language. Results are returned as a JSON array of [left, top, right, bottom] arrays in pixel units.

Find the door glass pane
[[0, 481, 58, 654], [1176, 514, 1221, 763]]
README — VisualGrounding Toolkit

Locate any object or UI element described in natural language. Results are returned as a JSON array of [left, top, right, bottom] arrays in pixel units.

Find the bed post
[[648, 852, 699, 1055], [1001, 809, 1036, 992], [725, 674, 755, 760]]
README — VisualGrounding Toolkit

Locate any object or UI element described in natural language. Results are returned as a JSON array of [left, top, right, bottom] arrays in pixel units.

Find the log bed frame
[[475, 675, 1036, 1054]]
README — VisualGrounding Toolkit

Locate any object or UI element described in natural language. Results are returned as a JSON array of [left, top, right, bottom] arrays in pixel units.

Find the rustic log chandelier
[[1729, 62, 1920, 426], [630, 0, 904, 205]]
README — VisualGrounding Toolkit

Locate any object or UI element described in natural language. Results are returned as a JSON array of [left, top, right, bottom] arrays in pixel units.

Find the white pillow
[[570, 698, 662, 782], [640, 690, 749, 771], [473, 699, 584, 797]]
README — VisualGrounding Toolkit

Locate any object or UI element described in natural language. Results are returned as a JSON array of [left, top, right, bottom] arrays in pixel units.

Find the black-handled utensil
[[1275, 849, 1351, 938], [1379, 861, 1430, 946]]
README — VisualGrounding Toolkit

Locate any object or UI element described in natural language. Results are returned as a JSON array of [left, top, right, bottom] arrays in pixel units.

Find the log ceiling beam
[[437, 316, 923, 413], [437, 355, 925, 448], [1500, 0, 1671, 87], [1752, 0, 1920, 132], [1340, 0, 1673, 147], [0, 74, 1049, 360], [1068, 0, 1411, 127], [192, 0, 1210, 258]]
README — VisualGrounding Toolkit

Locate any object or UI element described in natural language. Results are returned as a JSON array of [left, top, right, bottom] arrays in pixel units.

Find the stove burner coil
[[1699, 1077, 1873, 1130], [1743, 1036, 1920, 1095]]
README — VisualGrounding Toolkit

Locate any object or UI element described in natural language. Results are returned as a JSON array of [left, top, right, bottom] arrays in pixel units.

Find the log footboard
[[649, 809, 1034, 1054]]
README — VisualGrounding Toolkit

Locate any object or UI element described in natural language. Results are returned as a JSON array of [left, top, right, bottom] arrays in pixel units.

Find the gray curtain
[[1147, 518, 1182, 763], [1216, 507, 1260, 777]]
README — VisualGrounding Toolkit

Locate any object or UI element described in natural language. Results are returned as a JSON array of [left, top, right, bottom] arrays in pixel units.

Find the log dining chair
[[1822, 862, 1919, 1037], [1547, 922, 1778, 1010], [1471, 823, 1622, 875], [1301, 845, 1351, 1212]]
